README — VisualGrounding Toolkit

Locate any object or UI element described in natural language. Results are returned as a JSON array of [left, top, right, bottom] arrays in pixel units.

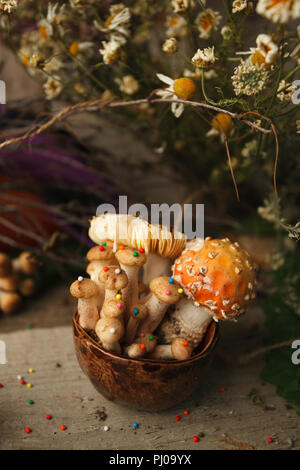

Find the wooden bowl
[[73, 313, 219, 411]]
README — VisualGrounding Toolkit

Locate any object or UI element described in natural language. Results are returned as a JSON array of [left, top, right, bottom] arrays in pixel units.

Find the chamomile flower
[[221, 25, 233, 40], [43, 75, 63, 100], [171, 0, 192, 14], [162, 37, 178, 54], [191, 47, 216, 68], [39, 3, 66, 39], [155, 74, 196, 118], [206, 113, 234, 141], [0, 0, 17, 14], [43, 56, 63, 74], [99, 40, 121, 64], [232, 59, 269, 96], [69, 41, 94, 57], [116, 75, 139, 95], [94, 7, 130, 45], [256, 0, 300, 23], [277, 80, 297, 102], [232, 0, 248, 13], [237, 34, 278, 69], [166, 15, 188, 37], [195, 9, 222, 39]]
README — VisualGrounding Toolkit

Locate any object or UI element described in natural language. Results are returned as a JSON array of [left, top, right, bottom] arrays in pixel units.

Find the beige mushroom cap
[[70, 278, 99, 299], [18, 252, 38, 275], [19, 278, 36, 297], [0, 253, 12, 277], [129, 303, 148, 320], [0, 275, 19, 292], [102, 298, 126, 318], [96, 317, 124, 344], [0, 292, 22, 314], [149, 276, 182, 305], [86, 244, 115, 262], [115, 247, 147, 267], [99, 267, 128, 290], [86, 262, 94, 277], [171, 338, 193, 360]]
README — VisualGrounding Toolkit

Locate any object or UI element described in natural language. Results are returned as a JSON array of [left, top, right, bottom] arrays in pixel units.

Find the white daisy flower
[[0, 0, 17, 14], [155, 74, 196, 118], [99, 40, 121, 64], [39, 3, 66, 39], [192, 46, 216, 68], [94, 7, 130, 45], [116, 75, 139, 95], [237, 34, 278, 69], [195, 9, 222, 39], [43, 75, 63, 100], [166, 15, 188, 37], [256, 0, 300, 23], [232, 0, 248, 13], [162, 37, 178, 54]]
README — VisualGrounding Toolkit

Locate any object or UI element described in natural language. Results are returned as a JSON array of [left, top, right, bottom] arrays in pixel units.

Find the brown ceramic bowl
[[73, 312, 219, 411]]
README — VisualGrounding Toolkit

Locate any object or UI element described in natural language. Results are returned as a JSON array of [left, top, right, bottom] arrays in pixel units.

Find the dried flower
[[69, 41, 94, 57], [221, 25, 233, 40], [256, 0, 300, 23], [39, 3, 66, 39], [156, 74, 196, 118], [232, 59, 269, 96], [166, 15, 187, 37], [43, 75, 63, 100], [232, 0, 248, 13], [192, 47, 216, 68], [0, 0, 17, 14], [277, 80, 297, 102], [43, 57, 63, 74], [99, 40, 121, 64], [255, 34, 278, 66], [195, 9, 222, 39], [162, 37, 178, 55], [94, 7, 130, 45], [171, 0, 190, 14], [117, 75, 139, 95]]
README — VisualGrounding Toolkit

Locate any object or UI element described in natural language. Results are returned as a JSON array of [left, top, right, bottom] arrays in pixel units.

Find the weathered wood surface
[[0, 284, 299, 450]]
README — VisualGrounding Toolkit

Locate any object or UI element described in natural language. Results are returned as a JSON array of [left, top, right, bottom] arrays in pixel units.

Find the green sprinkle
[[148, 335, 154, 341], [133, 251, 138, 257], [27, 323, 34, 329], [28, 400, 34, 405], [102, 242, 107, 246]]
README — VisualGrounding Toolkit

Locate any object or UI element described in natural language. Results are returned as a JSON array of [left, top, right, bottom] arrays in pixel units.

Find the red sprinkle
[[46, 414, 52, 420], [220, 387, 226, 392], [183, 340, 189, 347], [175, 416, 181, 422], [139, 248, 145, 253], [25, 427, 32, 434], [103, 266, 109, 272], [139, 344, 146, 350], [193, 436, 199, 442], [184, 410, 189, 415], [0, 383, 3, 388], [60, 425, 67, 431], [267, 437, 273, 444], [119, 245, 125, 250], [20, 379, 26, 385], [99, 246, 105, 251]]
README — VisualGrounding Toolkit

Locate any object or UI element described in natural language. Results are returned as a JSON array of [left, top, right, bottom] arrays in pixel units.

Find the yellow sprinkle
[[178, 288, 183, 294], [27, 383, 33, 388], [28, 368, 34, 374], [115, 294, 122, 300]]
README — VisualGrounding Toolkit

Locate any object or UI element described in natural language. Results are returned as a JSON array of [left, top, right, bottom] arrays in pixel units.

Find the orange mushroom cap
[[172, 237, 257, 320]]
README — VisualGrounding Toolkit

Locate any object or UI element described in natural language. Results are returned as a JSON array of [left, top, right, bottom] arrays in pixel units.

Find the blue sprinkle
[[168, 278, 174, 284], [133, 308, 139, 316], [133, 422, 139, 429]]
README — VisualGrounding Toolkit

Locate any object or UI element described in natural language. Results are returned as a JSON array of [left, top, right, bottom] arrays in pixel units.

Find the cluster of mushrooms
[[0, 252, 37, 315], [70, 214, 257, 361]]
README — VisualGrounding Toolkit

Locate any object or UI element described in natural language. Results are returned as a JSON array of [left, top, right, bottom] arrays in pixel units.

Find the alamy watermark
[[96, 196, 204, 239], [291, 80, 300, 105], [0, 340, 7, 364], [0, 80, 6, 105], [291, 340, 300, 365]]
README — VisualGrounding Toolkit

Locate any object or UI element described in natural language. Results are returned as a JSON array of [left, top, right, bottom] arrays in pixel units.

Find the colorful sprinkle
[[99, 246, 105, 252], [139, 344, 146, 350], [27, 323, 34, 329], [60, 425, 67, 431], [193, 436, 199, 442], [103, 266, 109, 272], [178, 288, 183, 294], [133, 308, 139, 316], [184, 410, 189, 415], [115, 268, 121, 274], [103, 425, 110, 431], [119, 245, 125, 250], [20, 379, 26, 385], [175, 416, 181, 422], [140, 332, 145, 337], [17, 375, 23, 380], [267, 437, 273, 444], [102, 242, 107, 247], [28, 400, 34, 405], [183, 340, 189, 347], [133, 422, 139, 429], [46, 414, 52, 420], [27, 383, 33, 389], [110, 328, 116, 334], [78, 276, 83, 282], [0, 383, 3, 388], [165, 290, 171, 296], [25, 427, 32, 434], [116, 294, 122, 300], [133, 251, 138, 257], [117, 302, 122, 309], [148, 335, 154, 341], [139, 248, 145, 253], [169, 278, 174, 284], [28, 368, 34, 374], [220, 387, 226, 393]]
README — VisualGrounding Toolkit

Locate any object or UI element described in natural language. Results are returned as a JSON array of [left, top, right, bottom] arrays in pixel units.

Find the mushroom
[[0, 274, 19, 292], [124, 332, 157, 359], [13, 252, 37, 275], [70, 277, 100, 330], [149, 337, 193, 361], [19, 278, 36, 297], [125, 303, 148, 344], [98, 266, 128, 305], [101, 297, 126, 321], [95, 317, 124, 355], [158, 237, 257, 348], [137, 276, 183, 335], [0, 253, 12, 277], [88, 213, 186, 284], [0, 291, 22, 314], [115, 246, 147, 317], [86, 242, 117, 308]]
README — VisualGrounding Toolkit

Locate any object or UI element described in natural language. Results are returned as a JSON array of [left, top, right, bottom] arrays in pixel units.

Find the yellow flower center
[[22, 56, 29, 67], [173, 78, 196, 100], [104, 15, 115, 29], [212, 113, 234, 135], [39, 25, 48, 39], [69, 42, 79, 56], [200, 14, 213, 31], [251, 50, 266, 67], [169, 17, 180, 26], [267, 0, 290, 9]]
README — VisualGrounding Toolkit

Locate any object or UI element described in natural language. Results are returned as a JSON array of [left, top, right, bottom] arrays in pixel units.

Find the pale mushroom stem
[[118, 264, 140, 320], [142, 254, 172, 285], [101, 341, 122, 355], [137, 295, 168, 335], [149, 345, 174, 360], [125, 317, 139, 344], [78, 297, 99, 330]]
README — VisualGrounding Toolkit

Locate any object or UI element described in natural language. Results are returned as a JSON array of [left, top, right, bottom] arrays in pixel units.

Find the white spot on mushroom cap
[[110, 328, 116, 334], [78, 276, 83, 282]]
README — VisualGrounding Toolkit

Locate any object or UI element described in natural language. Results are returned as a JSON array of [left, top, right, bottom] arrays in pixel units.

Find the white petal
[[156, 73, 174, 86]]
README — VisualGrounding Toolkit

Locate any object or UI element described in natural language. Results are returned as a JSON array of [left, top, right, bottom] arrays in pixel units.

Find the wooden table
[[0, 284, 299, 450]]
